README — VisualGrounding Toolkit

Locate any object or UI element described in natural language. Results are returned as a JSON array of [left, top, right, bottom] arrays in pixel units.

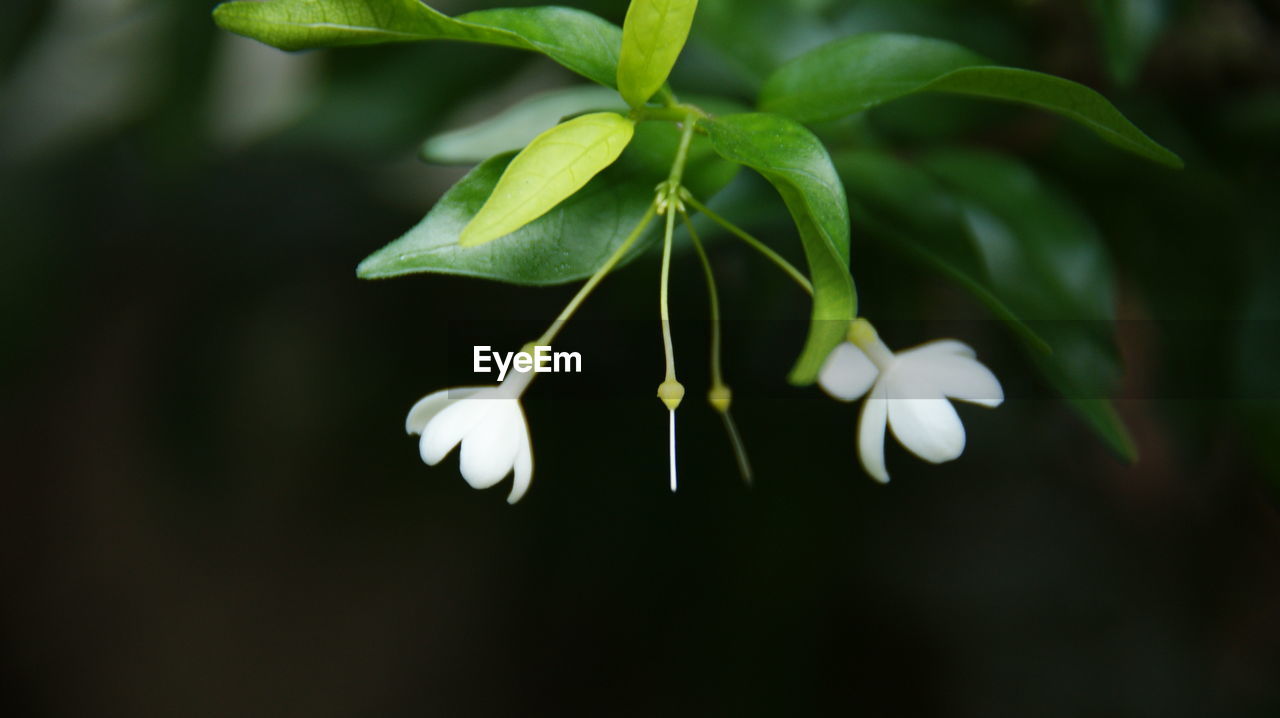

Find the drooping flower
[[819, 319, 1003, 483], [406, 369, 534, 504]]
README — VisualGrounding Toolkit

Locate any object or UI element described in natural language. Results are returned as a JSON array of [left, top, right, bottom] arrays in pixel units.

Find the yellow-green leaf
[[459, 112, 636, 248], [617, 0, 698, 108], [212, 1, 624, 88]]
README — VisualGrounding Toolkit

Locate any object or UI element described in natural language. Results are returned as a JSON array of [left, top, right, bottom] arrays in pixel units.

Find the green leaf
[[701, 112, 857, 386], [617, 0, 699, 108], [837, 148, 1137, 460], [359, 153, 650, 285], [459, 112, 635, 248], [422, 86, 627, 164], [759, 33, 1183, 169], [358, 121, 738, 285], [835, 151, 1046, 352], [211, 0, 622, 88]]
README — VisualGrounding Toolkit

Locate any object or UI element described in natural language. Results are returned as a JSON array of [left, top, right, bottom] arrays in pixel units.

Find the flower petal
[[857, 385, 891, 483], [901, 339, 976, 360], [420, 397, 493, 466], [459, 402, 523, 490], [819, 342, 879, 402], [406, 387, 483, 435], [913, 353, 1004, 408], [887, 397, 966, 464], [507, 418, 533, 504]]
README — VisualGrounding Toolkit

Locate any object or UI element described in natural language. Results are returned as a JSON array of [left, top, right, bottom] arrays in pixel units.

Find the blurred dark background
[[2, 0, 1279, 715]]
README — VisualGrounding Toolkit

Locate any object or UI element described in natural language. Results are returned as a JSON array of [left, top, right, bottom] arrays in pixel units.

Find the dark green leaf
[[357, 121, 737, 285], [212, 0, 622, 88], [835, 150, 1044, 350], [689, 0, 811, 90], [422, 86, 627, 164], [760, 33, 1183, 168], [701, 112, 857, 385], [838, 148, 1137, 459]]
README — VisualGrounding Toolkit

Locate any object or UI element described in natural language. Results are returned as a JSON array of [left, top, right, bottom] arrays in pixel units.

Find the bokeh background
[[3, 0, 1279, 715]]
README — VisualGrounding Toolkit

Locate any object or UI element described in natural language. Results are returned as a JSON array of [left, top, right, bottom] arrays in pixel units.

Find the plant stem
[[659, 206, 678, 382], [657, 117, 698, 382], [682, 211, 724, 388], [682, 195, 814, 296], [719, 410, 753, 486], [668, 114, 697, 187], [683, 210, 753, 485], [634, 103, 708, 124]]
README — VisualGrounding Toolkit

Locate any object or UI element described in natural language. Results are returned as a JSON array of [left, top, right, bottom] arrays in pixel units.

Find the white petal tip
[[917, 440, 965, 465], [506, 483, 530, 503], [924, 432, 966, 464], [508, 436, 533, 504]]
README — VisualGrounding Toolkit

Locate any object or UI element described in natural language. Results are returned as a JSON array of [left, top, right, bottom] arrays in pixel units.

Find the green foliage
[[216, 0, 1190, 457], [702, 113, 857, 386], [358, 121, 738, 285], [459, 112, 635, 247], [839, 149, 1137, 459], [760, 33, 1183, 168], [618, 0, 699, 108], [212, 0, 623, 88]]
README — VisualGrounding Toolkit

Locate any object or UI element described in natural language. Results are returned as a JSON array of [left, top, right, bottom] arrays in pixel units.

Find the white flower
[[819, 320, 1003, 483], [405, 369, 534, 504]]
